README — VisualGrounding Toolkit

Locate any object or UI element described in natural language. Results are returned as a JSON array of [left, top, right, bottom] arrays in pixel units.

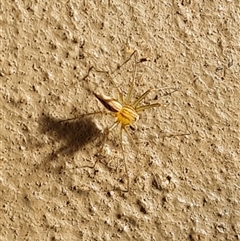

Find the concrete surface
[[1, 1, 240, 240]]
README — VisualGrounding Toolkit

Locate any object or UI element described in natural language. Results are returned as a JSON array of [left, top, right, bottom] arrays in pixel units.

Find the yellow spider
[[64, 50, 188, 191]]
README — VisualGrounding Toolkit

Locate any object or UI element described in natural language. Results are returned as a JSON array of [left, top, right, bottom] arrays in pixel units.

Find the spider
[[63, 50, 189, 192]]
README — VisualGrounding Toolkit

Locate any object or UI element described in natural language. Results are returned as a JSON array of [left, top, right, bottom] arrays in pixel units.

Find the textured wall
[[1, 1, 239, 240]]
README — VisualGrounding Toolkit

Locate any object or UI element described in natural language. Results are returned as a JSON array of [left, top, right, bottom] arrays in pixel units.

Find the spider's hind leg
[[117, 126, 130, 192], [82, 121, 119, 169], [59, 111, 108, 123]]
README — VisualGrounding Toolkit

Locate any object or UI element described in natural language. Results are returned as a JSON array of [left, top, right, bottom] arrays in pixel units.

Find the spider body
[[93, 92, 139, 128], [62, 50, 189, 191]]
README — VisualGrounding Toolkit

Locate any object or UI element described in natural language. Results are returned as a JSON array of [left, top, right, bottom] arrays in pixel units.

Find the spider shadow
[[38, 113, 102, 168]]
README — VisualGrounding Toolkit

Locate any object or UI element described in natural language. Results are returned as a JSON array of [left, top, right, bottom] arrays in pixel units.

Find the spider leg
[[116, 50, 137, 71], [136, 103, 162, 112], [133, 86, 180, 109], [82, 65, 123, 102], [133, 88, 158, 108], [110, 50, 137, 103], [59, 111, 109, 122], [124, 51, 150, 105], [82, 51, 137, 104], [81, 121, 119, 169], [125, 52, 138, 105], [161, 111, 191, 141], [119, 126, 130, 192]]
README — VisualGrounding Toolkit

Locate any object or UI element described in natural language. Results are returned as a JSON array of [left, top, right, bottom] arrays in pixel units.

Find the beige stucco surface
[[1, 1, 240, 240]]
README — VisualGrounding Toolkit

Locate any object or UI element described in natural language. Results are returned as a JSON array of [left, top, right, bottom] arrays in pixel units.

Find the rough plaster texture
[[0, 1, 240, 240]]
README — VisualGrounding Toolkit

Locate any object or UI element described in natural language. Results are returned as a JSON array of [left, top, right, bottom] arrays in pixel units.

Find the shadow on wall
[[38, 113, 102, 162]]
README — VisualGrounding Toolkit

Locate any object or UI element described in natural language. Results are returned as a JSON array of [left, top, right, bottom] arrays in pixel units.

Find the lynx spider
[[63, 50, 189, 192]]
